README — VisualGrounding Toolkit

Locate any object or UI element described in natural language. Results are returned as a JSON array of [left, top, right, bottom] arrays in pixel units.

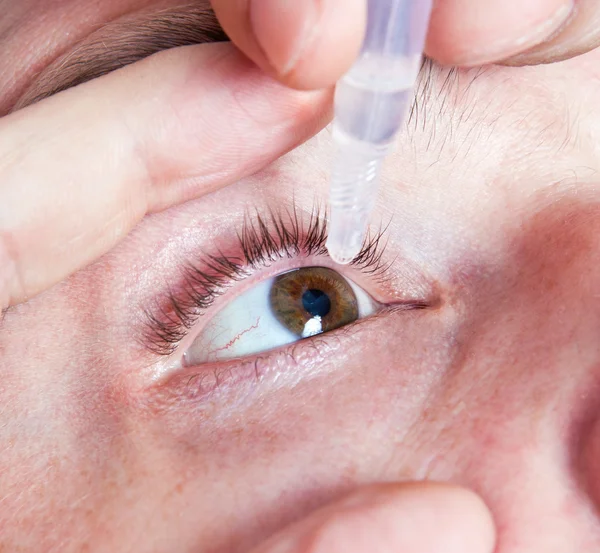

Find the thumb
[[249, 482, 496, 553], [0, 42, 331, 309]]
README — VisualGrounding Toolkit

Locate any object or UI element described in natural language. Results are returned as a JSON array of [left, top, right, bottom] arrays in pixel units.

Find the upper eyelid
[[140, 206, 391, 357]]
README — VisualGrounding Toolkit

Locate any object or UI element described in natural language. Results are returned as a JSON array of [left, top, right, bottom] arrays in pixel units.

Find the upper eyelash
[[142, 205, 390, 357]]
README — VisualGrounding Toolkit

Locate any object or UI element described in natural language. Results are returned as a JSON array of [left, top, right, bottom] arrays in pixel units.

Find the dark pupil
[[301, 289, 331, 318]]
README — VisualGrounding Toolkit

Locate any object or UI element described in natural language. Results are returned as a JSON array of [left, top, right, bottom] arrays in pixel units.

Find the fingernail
[[249, 0, 321, 76], [457, 1, 574, 66]]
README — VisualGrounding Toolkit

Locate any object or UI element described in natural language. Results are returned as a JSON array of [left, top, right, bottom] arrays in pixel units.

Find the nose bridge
[[456, 420, 600, 552], [473, 457, 600, 552], [381, 198, 600, 550]]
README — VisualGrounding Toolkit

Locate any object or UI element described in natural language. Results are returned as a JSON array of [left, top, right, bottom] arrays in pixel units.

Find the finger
[[210, 0, 366, 90], [250, 483, 496, 553], [426, 0, 575, 66], [0, 43, 332, 309], [504, 0, 600, 65]]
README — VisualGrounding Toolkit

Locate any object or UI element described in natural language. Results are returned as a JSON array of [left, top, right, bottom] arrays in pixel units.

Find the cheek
[[581, 405, 600, 514], [131, 308, 458, 552], [0, 285, 135, 550]]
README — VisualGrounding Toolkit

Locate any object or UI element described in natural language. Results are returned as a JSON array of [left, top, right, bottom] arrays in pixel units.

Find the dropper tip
[[326, 210, 367, 265], [326, 243, 359, 265]]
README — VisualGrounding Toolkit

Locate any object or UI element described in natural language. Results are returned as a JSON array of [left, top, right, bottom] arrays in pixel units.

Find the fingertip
[[425, 0, 573, 66], [501, 0, 600, 66], [249, 0, 366, 90], [359, 483, 497, 553], [251, 483, 496, 553], [410, 483, 497, 553]]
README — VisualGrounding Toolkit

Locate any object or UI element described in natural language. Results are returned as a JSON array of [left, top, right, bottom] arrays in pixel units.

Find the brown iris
[[269, 267, 359, 337]]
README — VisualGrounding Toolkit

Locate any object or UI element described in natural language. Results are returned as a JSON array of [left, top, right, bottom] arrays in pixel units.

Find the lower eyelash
[[142, 204, 390, 357]]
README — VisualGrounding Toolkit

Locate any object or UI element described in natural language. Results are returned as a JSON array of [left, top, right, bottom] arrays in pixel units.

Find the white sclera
[[183, 270, 376, 366]]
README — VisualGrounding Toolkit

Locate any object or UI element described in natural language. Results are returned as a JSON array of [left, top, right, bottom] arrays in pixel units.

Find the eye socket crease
[[141, 205, 393, 358]]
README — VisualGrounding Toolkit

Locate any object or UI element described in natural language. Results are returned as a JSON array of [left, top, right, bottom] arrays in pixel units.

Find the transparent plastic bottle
[[326, 0, 433, 264]]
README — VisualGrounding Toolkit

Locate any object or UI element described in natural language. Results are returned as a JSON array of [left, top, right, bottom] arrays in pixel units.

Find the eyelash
[[142, 206, 390, 357]]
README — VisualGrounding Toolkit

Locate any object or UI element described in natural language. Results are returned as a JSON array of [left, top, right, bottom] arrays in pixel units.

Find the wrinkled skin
[[1, 1, 600, 552]]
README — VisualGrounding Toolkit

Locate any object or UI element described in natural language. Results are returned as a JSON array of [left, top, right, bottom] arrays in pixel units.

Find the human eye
[[182, 266, 377, 366], [142, 205, 428, 380]]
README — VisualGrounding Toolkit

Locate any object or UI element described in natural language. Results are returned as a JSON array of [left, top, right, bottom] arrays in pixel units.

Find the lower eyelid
[[148, 315, 370, 412], [145, 304, 428, 416]]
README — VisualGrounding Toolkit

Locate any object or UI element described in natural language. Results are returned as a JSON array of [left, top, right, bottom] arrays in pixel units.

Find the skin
[[215, 0, 600, 88], [1, 0, 600, 552]]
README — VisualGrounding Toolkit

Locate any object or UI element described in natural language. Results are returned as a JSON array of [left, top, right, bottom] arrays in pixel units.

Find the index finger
[[211, 0, 366, 90], [0, 43, 332, 309]]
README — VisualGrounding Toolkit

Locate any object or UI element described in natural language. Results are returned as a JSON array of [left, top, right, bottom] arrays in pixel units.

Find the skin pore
[[1, 1, 600, 552]]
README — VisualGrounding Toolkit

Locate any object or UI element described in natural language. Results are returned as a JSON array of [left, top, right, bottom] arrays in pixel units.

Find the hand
[[212, 0, 600, 89], [248, 483, 495, 553], [0, 43, 331, 309]]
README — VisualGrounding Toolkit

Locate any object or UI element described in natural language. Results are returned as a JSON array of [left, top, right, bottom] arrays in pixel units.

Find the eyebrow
[[14, 2, 228, 110]]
